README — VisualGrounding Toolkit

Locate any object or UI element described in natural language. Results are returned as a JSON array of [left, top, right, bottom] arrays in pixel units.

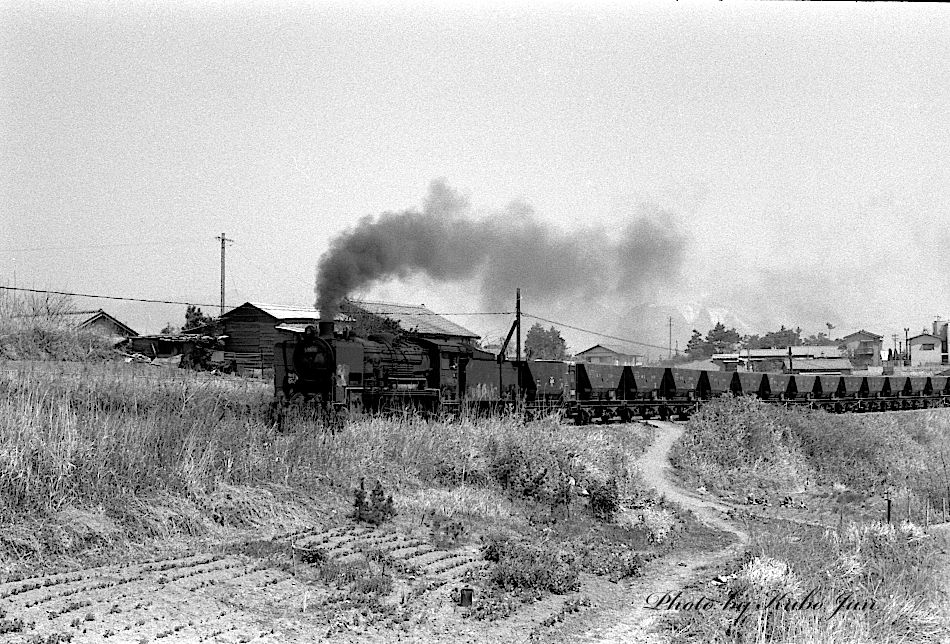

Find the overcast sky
[[2, 2, 948, 355]]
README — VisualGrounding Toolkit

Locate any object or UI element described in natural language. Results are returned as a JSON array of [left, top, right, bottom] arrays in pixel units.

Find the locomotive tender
[[274, 321, 950, 422]]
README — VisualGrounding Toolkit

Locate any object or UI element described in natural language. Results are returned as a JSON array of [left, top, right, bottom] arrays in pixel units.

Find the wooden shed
[[219, 302, 349, 373]]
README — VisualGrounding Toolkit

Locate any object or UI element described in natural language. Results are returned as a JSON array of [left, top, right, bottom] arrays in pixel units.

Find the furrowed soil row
[[0, 522, 490, 642]]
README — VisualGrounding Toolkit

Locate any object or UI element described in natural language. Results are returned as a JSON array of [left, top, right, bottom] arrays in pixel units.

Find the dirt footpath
[[545, 421, 748, 644]]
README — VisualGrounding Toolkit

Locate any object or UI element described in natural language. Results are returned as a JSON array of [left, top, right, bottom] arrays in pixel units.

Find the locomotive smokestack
[[318, 316, 334, 338]]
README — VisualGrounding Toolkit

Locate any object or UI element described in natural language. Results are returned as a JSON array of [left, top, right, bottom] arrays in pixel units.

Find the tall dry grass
[[0, 362, 653, 552], [667, 519, 949, 644], [667, 396, 950, 643], [670, 396, 950, 520]]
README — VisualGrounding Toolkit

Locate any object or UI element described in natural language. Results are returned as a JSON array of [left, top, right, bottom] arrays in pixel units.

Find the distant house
[[840, 330, 883, 368], [343, 300, 479, 345], [15, 308, 137, 344], [479, 341, 518, 360], [931, 320, 949, 365], [574, 344, 643, 367], [713, 346, 843, 372], [908, 333, 943, 367], [782, 357, 853, 375]]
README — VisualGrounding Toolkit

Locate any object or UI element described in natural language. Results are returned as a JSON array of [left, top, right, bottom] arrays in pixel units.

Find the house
[[479, 341, 518, 360], [712, 346, 843, 372], [932, 320, 949, 365], [840, 330, 883, 368], [782, 357, 853, 375], [574, 343, 643, 367], [15, 308, 137, 344], [908, 333, 943, 367], [342, 300, 479, 345]]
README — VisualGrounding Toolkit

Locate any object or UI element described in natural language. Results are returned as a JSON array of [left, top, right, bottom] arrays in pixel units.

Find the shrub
[[482, 533, 579, 594], [351, 574, 392, 596], [587, 476, 620, 521], [352, 479, 396, 525]]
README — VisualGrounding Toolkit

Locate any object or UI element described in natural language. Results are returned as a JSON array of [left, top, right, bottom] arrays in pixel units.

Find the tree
[[184, 305, 214, 331], [524, 323, 567, 360], [160, 322, 180, 335], [685, 329, 711, 359], [706, 322, 741, 354], [802, 331, 837, 346], [684, 323, 741, 359], [743, 326, 802, 349]]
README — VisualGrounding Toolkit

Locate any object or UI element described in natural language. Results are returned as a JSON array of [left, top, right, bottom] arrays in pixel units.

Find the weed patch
[[482, 533, 579, 595]]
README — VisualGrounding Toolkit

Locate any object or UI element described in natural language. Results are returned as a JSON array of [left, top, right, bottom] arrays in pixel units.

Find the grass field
[[0, 359, 693, 640], [667, 396, 950, 644]]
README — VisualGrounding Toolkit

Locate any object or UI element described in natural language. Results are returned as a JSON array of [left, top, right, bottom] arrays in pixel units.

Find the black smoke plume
[[315, 180, 686, 315]]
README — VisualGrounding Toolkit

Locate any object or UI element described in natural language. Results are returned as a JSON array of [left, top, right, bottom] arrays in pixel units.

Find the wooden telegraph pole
[[216, 232, 233, 315]]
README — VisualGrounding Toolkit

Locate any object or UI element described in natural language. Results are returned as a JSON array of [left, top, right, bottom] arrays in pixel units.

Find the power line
[[0, 286, 513, 317], [522, 311, 671, 352], [0, 286, 220, 308], [343, 308, 514, 317], [0, 241, 204, 254]]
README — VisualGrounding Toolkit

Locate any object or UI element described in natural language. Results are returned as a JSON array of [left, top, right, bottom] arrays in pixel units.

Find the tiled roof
[[224, 302, 351, 322], [344, 300, 479, 338], [13, 309, 137, 336], [909, 334, 942, 342], [841, 330, 883, 341], [575, 343, 644, 357]]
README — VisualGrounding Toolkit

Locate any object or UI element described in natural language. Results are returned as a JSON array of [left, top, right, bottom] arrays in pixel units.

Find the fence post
[[886, 497, 892, 524]]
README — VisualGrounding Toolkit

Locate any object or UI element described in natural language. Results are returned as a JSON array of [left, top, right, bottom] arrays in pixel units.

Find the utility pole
[[515, 288, 521, 403], [905, 327, 910, 365], [496, 288, 522, 405], [668, 316, 672, 359], [216, 233, 233, 316]]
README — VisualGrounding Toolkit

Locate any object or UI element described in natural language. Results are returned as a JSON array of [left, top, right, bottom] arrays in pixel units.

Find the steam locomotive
[[273, 322, 950, 422]]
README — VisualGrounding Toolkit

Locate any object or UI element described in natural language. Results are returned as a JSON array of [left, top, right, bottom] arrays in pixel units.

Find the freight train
[[273, 323, 950, 423]]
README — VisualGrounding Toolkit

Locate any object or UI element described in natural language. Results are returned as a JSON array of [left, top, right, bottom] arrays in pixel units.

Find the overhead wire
[[0, 286, 513, 317], [522, 311, 671, 352], [0, 241, 205, 254], [0, 285, 220, 308]]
